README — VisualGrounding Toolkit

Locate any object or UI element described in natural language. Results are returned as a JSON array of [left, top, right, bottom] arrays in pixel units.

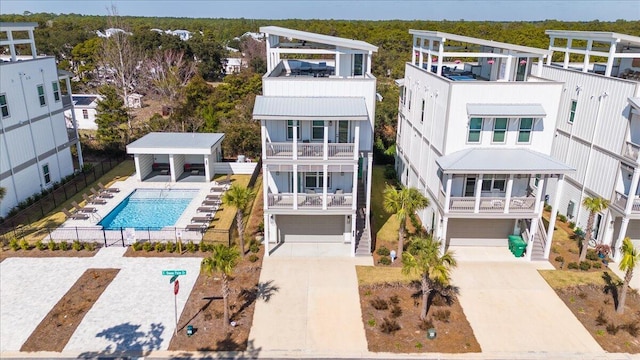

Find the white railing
[[613, 190, 640, 212], [624, 141, 640, 162], [267, 192, 353, 209], [448, 196, 535, 214], [265, 142, 355, 159]]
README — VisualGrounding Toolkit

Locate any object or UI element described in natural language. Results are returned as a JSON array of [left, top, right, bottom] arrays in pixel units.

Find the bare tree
[[145, 49, 196, 107], [240, 37, 266, 73]]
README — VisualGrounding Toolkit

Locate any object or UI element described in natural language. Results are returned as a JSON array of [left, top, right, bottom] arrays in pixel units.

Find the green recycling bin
[[508, 235, 526, 257]]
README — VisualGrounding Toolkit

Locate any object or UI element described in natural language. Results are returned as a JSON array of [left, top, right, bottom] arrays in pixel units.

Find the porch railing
[[613, 191, 640, 212], [624, 141, 640, 163], [448, 196, 536, 213], [265, 142, 355, 160], [267, 192, 353, 209]]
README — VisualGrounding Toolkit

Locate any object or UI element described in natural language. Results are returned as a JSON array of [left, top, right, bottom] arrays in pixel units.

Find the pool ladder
[[160, 182, 172, 198]]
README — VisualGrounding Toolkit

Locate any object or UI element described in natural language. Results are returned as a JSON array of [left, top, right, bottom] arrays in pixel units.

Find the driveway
[[452, 257, 604, 353], [249, 255, 372, 356]]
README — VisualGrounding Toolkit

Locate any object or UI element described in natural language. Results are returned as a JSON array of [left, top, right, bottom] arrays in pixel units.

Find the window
[[353, 54, 363, 76], [568, 100, 577, 124], [518, 118, 533, 143], [481, 175, 506, 192], [408, 89, 412, 110], [312, 120, 324, 140], [42, 164, 51, 184], [492, 118, 508, 143], [534, 174, 541, 187], [52, 82, 60, 102], [0, 94, 9, 118], [402, 86, 407, 107], [304, 172, 330, 189], [37, 84, 46, 106], [82, 109, 89, 119], [420, 99, 426, 123], [287, 120, 300, 140], [467, 118, 483, 143]]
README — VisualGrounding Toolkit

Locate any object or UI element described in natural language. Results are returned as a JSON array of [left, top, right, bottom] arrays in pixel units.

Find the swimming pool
[[99, 189, 199, 230]]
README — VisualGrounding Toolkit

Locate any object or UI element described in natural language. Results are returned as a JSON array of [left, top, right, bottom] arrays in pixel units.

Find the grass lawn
[[371, 166, 399, 242], [539, 269, 611, 288], [356, 265, 418, 286]]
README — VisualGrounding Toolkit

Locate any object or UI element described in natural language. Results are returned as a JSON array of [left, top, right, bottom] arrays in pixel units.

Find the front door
[[337, 121, 349, 143], [593, 213, 603, 242], [464, 177, 476, 197]]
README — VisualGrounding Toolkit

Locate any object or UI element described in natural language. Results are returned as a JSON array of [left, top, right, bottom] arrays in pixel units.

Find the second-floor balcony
[[265, 142, 356, 160], [612, 190, 640, 213], [66, 127, 78, 142], [267, 191, 354, 210], [446, 194, 537, 214]]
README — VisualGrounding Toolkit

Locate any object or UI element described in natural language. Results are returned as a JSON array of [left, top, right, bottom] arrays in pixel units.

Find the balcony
[[265, 142, 356, 160], [624, 141, 640, 163], [62, 95, 73, 109], [447, 196, 536, 214], [267, 192, 353, 210], [66, 128, 78, 142], [612, 191, 640, 213]]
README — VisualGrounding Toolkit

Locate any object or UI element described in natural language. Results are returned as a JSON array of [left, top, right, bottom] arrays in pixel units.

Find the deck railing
[[624, 141, 640, 162], [447, 196, 536, 214], [613, 191, 640, 212], [265, 142, 355, 160], [267, 192, 353, 209]]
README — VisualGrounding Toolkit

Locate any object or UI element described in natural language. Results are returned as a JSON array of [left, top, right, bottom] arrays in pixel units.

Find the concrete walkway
[[249, 255, 373, 356]]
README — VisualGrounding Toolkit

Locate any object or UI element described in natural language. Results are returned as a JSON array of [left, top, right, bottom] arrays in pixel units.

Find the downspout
[[19, 72, 44, 191]]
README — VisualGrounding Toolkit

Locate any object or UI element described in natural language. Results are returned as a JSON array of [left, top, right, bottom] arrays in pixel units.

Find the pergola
[[126, 132, 225, 182]]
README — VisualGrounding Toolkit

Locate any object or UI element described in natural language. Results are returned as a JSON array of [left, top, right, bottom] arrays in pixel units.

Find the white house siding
[[276, 215, 346, 243], [135, 154, 155, 181], [447, 219, 514, 246]]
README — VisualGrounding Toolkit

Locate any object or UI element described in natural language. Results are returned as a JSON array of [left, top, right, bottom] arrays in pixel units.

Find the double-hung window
[[304, 172, 330, 189], [287, 120, 300, 140], [408, 89, 412, 111], [312, 121, 324, 140], [52, 82, 61, 102], [0, 94, 9, 118], [518, 118, 533, 143], [467, 118, 483, 143], [83, 109, 89, 119], [42, 164, 51, 184], [568, 100, 577, 124], [37, 85, 46, 106], [481, 175, 506, 192], [420, 99, 426, 123], [492, 118, 508, 143], [353, 54, 363, 76]]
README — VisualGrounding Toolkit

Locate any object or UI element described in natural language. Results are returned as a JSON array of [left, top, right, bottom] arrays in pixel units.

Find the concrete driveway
[[249, 255, 372, 356], [452, 258, 604, 353]]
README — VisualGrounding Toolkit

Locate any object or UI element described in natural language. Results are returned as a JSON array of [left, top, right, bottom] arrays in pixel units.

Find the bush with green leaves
[[567, 262, 579, 270], [59, 241, 69, 251], [592, 261, 602, 269], [19, 239, 30, 250], [72, 240, 83, 251], [9, 238, 19, 251], [48, 240, 57, 251], [554, 255, 564, 263], [378, 256, 391, 265], [557, 214, 567, 222], [35, 239, 46, 250], [248, 254, 260, 263], [568, 221, 576, 229], [586, 249, 598, 261], [199, 241, 210, 252], [132, 242, 143, 251], [376, 246, 390, 256], [84, 242, 95, 251], [249, 242, 260, 253], [579, 261, 591, 271], [186, 241, 197, 253], [142, 242, 153, 252], [165, 241, 176, 253], [155, 242, 165, 252]]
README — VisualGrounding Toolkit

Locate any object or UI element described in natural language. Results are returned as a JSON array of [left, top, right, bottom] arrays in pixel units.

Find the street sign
[[162, 270, 187, 276], [174, 280, 180, 295], [169, 275, 178, 284]]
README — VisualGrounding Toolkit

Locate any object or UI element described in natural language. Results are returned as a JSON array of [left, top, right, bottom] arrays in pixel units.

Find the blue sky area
[[1, 0, 639, 21]]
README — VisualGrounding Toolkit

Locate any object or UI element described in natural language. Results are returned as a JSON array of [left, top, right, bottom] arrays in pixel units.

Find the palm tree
[[402, 236, 457, 320], [0, 187, 6, 201], [579, 197, 610, 262], [383, 185, 429, 261], [617, 237, 639, 314], [201, 244, 240, 327], [222, 184, 256, 257]]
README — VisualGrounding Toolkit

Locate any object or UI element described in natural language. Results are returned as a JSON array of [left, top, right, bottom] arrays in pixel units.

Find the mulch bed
[[123, 246, 210, 258], [553, 280, 640, 353], [0, 248, 98, 263], [168, 248, 263, 351], [20, 268, 119, 352], [359, 283, 481, 353]]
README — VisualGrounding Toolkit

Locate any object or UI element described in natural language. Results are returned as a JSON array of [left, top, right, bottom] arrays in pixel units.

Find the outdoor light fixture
[[186, 325, 194, 337], [427, 328, 437, 340], [347, 215, 351, 224], [487, 59, 495, 65]]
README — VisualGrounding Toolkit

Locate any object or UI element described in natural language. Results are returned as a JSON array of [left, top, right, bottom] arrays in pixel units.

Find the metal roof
[[0, 22, 38, 30], [127, 132, 225, 155], [72, 95, 99, 107], [260, 26, 378, 52], [545, 30, 640, 47], [253, 96, 369, 121], [467, 104, 546, 118], [436, 148, 574, 174], [629, 97, 640, 110]]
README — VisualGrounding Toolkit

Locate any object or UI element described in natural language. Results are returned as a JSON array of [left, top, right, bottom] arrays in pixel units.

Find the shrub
[[48, 240, 57, 251], [622, 320, 640, 337], [59, 241, 69, 251], [389, 295, 400, 304], [415, 342, 423, 349], [186, 241, 197, 253], [554, 255, 564, 263], [586, 249, 598, 261], [72, 240, 83, 251], [568, 221, 576, 229], [19, 239, 30, 250], [248, 254, 260, 263], [379, 317, 401, 334], [257, 221, 264, 234], [84, 242, 95, 251], [199, 241, 209, 252], [418, 318, 434, 331], [370, 297, 389, 310], [165, 241, 175, 253], [595, 308, 607, 326], [376, 246, 390, 256], [378, 256, 391, 265], [140, 242, 152, 251], [250, 243, 260, 253], [35, 239, 46, 250], [544, 204, 552, 212], [132, 242, 143, 251], [606, 323, 619, 335], [557, 214, 567, 223], [9, 238, 19, 251], [433, 309, 451, 323], [155, 242, 165, 252], [579, 261, 591, 271], [567, 262, 579, 270], [383, 164, 397, 180], [390, 305, 402, 318], [592, 262, 602, 269], [573, 228, 585, 239], [367, 319, 376, 327]]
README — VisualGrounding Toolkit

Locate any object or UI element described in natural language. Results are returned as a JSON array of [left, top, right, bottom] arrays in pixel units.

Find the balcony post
[[614, 217, 629, 262], [261, 121, 267, 160], [545, 174, 565, 259], [534, 175, 545, 214], [65, 76, 83, 168], [352, 163, 359, 211], [353, 122, 360, 160], [322, 164, 328, 210], [474, 174, 483, 213], [504, 174, 514, 213], [262, 164, 269, 209], [444, 174, 452, 214], [293, 164, 298, 210], [526, 217, 538, 261], [323, 123, 329, 161], [293, 121, 298, 160]]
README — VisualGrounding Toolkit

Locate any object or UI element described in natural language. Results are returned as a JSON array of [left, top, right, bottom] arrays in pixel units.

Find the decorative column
[[614, 218, 629, 262], [293, 164, 298, 210], [474, 174, 483, 213], [322, 164, 328, 210], [444, 174, 452, 214], [534, 175, 546, 214], [583, 40, 592, 73], [440, 217, 449, 254], [323, 123, 329, 160], [545, 174, 565, 258], [169, 154, 177, 182], [504, 174, 514, 213], [134, 155, 142, 181], [604, 41, 616, 77], [292, 121, 298, 160], [563, 39, 572, 69], [261, 120, 267, 160], [526, 217, 538, 261]]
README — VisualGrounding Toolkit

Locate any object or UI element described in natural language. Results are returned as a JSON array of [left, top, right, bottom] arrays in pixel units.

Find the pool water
[[99, 189, 198, 230]]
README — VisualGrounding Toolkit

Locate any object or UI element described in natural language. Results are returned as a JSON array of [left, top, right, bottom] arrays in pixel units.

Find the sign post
[[173, 280, 180, 336]]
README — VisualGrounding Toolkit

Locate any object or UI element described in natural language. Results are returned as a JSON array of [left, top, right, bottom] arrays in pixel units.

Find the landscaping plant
[[383, 185, 429, 262], [617, 237, 639, 314], [201, 244, 240, 328], [579, 197, 609, 262], [223, 184, 256, 257]]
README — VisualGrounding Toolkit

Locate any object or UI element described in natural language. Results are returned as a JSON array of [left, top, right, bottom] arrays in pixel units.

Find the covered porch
[[126, 132, 224, 183]]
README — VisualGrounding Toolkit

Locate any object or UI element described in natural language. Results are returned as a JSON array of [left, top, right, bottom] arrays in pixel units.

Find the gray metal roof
[[260, 26, 378, 52], [0, 22, 38, 30], [629, 97, 640, 110], [436, 148, 574, 174], [545, 30, 640, 47], [467, 103, 546, 118], [73, 95, 99, 106], [253, 96, 369, 121], [127, 132, 225, 155]]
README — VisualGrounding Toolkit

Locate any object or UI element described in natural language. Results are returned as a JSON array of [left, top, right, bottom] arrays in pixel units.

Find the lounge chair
[[191, 216, 212, 223], [206, 194, 222, 200], [83, 193, 107, 205], [62, 208, 90, 220], [210, 186, 226, 192], [185, 224, 207, 232], [197, 206, 218, 213], [98, 182, 120, 193], [202, 199, 222, 206], [71, 201, 97, 213], [91, 188, 114, 198]]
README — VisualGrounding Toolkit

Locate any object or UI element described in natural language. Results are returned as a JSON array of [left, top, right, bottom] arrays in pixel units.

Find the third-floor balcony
[[624, 141, 640, 163], [265, 142, 356, 161]]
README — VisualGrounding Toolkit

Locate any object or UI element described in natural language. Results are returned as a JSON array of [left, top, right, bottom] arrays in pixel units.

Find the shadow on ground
[[77, 322, 164, 359]]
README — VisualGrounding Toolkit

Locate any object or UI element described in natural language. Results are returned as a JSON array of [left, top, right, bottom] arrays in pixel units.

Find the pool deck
[[49, 176, 221, 243]]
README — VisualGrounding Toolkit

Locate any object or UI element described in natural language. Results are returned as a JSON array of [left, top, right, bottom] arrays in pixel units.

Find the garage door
[[277, 215, 344, 243], [447, 219, 513, 246]]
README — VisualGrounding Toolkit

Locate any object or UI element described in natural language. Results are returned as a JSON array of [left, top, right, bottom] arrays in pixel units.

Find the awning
[[253, 96, 369, 121], [467, 103, 546, 118], [436, 148, 574, 175]]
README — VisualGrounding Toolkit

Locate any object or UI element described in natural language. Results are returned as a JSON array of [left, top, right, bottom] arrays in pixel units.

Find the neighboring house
[[126, 93, 143, 109], [253, 26, 378, 256], [236, 32, 264, 41], [64, 94, 101, 130], [0, 22, 83, 217], [96, 28, 131, 38], [151, 28, 193, 41], [394, 30, 573, 261], [225, 58, 244, 74], [535, 31, 640, 262]]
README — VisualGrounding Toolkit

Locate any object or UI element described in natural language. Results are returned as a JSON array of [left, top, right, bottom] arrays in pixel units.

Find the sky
[[1, 0, 639, 22]]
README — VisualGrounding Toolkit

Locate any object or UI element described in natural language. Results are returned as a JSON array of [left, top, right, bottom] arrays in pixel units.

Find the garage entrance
[[447, 218, 515, 246], [276, 215, 345, 243]]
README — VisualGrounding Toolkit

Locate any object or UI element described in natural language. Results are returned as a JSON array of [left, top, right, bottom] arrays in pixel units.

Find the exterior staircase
[[354, 181, 371, 256], [530, 220, 548, 261]]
